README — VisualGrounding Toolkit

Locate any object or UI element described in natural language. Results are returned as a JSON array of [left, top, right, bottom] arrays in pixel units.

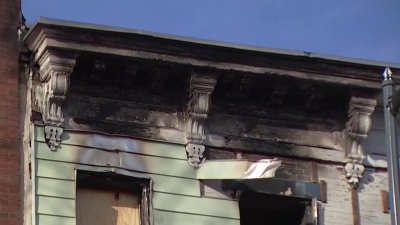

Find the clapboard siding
[[35, 142, 197, 179], [36, 159, 201, 197], [153, 192, 239, 219], [36, 160, 75, 180], [33, 125, 243, 225], [36, 177, 75, 199], [35, 141, 256, 180], [36, 195, 75, 217], [35, 126, 187, 160], [154, 210, 240, 225], [37, 214, 75, 225]]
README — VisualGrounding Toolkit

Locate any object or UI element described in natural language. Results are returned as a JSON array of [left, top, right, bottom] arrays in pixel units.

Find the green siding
[[36, 159, 201, 197], [37, 196, 75, 217], [36, 160, 75, 180], [35, 126, 187, 160], [153, 192, 239, 219], [36, 177, 75, 199], [37, 214, 75, 225], [154, 210, 240, 225], [33, 125, 241, 225]]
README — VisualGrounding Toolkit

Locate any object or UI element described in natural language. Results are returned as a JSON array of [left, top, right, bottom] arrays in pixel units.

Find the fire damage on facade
[[19, 18, 400, 225]]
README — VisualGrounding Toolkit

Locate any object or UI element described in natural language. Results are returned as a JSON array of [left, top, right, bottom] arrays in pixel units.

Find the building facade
[[0, 2, 397, 224]]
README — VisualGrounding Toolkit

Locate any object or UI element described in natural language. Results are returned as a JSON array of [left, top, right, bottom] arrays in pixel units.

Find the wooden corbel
[[33, 50, 77, 150], [184, 73, 217, 168], [344, 96, 377, 188]]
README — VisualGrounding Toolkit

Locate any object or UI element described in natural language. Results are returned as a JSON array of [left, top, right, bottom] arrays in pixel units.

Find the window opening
[[239, 191, 312, 225], [76, 171, 151, 225]]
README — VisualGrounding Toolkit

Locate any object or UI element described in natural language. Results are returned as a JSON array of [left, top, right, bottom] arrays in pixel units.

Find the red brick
[[0, 0, 20, 223]]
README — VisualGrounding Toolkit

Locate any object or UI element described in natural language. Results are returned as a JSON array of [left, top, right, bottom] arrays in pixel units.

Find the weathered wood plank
[[36, 195, 75, 217], [208, 113, 342, 149], [35, 125, 187, 159], [152, 192, 239, 219], [37, 214, 75, 225], [207, 134, 346, 163], [154, 209, 240, 225], [36, 177, 75, 199]]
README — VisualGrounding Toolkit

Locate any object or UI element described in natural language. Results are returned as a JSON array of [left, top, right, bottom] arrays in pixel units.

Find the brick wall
[[0, 0, 21, 225]]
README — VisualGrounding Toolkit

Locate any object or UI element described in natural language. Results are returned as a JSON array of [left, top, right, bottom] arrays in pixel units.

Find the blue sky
[[23, 0, 400, 63]]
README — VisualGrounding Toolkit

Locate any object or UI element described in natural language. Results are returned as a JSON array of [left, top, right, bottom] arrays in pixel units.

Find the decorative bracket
[[34, 50, 77, 150], [344, 96, 376, 188], [184, 73, 216, 168], [185, 143, 206, 168]]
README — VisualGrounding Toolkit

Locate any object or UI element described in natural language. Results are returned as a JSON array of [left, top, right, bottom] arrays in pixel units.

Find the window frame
[[76, 170, 153, 225]]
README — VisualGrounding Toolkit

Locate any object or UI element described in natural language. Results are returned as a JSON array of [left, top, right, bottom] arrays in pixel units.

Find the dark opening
[[239, 191, 310, 225], [76, 170, 148, 192]]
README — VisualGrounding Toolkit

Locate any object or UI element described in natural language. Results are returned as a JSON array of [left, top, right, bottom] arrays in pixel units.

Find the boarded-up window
[[77, 187, 140, 225], [76, 171, 151, 225]]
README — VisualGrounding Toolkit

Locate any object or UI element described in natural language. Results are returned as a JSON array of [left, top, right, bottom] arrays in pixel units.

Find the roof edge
[[25, 17, 400, 70]]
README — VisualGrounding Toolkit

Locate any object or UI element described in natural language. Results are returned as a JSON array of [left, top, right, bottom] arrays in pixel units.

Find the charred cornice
[[24, 18, 400, 91], [23, 18, 387, 165]]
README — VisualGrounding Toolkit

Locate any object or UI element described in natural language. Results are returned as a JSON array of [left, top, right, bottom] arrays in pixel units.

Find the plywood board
[[76, 187, 140, 225]]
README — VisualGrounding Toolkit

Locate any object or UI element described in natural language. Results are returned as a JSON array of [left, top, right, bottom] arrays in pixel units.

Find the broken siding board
[[154, 209, 240, 225], [36, 195, 75, 217], [36, 177, 75, 199], [37, 214, 75, 225], [34, 125, 187, 160], [152, 192, 240, 219], [35, 160, 201, 197]]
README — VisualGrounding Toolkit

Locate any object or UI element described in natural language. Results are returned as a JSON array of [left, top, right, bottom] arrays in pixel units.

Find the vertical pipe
[[382, 67, 400, 225]]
